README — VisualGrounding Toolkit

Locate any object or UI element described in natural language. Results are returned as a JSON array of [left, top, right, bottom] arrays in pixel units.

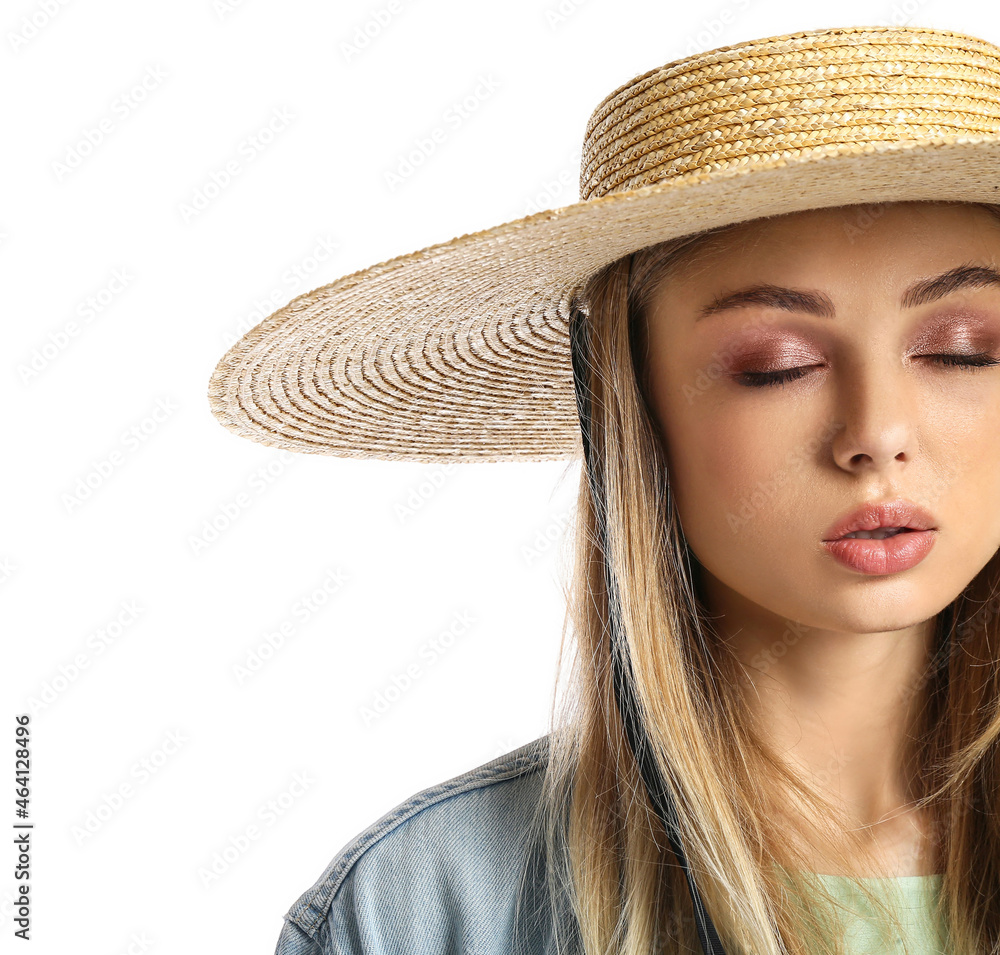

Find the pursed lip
[[822, 499, 938, 542]]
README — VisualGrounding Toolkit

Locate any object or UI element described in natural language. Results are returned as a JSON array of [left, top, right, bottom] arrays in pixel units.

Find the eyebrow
[[695, 264, 1000, 322]]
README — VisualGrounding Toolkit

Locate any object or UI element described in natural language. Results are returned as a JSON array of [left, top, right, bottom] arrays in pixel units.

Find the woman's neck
[[703, 575, 942, 875]]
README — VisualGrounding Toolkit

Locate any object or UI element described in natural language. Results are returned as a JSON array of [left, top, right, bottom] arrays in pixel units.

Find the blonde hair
[[523, 201, 1000, 955]]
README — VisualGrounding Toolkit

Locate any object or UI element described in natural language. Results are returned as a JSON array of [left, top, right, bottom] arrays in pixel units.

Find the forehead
[[656, 202, 1000, 299]]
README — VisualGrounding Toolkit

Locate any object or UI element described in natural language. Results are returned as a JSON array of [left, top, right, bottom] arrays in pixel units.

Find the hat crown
[[580, 24, 1000, 202]]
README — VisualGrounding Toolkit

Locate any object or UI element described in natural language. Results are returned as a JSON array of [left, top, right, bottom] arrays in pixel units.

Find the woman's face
[[644, 202, 1000, 637]]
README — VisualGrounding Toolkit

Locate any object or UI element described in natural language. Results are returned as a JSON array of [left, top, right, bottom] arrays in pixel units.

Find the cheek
[[659, 394, 803, 550], [931, 403, 1000, 546]]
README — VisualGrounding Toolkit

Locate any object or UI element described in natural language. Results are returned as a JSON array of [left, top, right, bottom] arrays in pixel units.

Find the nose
[[829, 354, 917, 473]]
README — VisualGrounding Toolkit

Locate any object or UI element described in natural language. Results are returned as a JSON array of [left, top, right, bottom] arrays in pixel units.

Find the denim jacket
[[273, 734, 578, 955], [274, 732, 950, 955]]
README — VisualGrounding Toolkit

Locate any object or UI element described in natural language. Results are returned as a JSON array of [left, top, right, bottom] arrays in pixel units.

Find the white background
[[3, 0, 999, 952]]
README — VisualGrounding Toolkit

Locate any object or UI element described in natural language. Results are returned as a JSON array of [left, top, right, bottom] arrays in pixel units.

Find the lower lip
[[822, 530, 936, 575]]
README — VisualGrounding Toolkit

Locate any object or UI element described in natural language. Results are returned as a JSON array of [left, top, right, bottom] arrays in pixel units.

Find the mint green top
[[809, 872, 946, 954]]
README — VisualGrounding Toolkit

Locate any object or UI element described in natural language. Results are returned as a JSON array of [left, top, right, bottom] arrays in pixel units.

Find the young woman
[[208, 22, 1000, 955]]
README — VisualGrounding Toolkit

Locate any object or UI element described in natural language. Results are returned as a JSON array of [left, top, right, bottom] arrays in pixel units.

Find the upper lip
[[822, 499, 938, 541]]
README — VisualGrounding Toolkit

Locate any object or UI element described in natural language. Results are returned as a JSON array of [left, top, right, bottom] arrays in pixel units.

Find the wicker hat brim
[[207, 135, 1000, 464]]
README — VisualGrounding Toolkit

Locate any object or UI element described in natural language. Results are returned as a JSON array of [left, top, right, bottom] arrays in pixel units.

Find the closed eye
[[735, 352, 1000, 389]]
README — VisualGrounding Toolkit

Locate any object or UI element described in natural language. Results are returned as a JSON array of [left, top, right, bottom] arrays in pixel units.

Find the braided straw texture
[[207, 23, 1000, 464]]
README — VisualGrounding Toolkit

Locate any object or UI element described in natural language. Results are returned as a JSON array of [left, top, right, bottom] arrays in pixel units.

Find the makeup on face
[[696, 292, 1000, 393]]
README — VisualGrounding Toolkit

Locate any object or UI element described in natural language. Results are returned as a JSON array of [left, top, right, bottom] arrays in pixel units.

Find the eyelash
[[737, 352, 1000, 389]]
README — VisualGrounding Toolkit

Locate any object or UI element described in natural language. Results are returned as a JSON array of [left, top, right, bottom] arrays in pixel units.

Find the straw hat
[[207, 23, 1000, 465]]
